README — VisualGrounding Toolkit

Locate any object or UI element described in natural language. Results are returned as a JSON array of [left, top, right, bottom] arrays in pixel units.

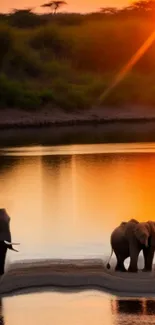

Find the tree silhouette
[[131, 0, 155, 11], [99, 1, 155, 16], [100, 7, 118, 15], [41, 1, 67, 14], [8, 8, 42, 28], [121, 0, 155, 14], [11, 8, 33, 13]]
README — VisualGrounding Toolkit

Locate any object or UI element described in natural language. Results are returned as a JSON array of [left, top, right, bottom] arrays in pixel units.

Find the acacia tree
[[131, 0, 155, 11], [99, 7, 118, 15], [121, 0, 155, 14], [41, 1, 67, 14], [8, 8, 43, 28], [99, 1, 155, 16]]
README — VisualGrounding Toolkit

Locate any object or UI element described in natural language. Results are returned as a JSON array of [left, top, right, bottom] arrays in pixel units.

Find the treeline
[[0, 1, 155, 110], [0, 1, 155, 29]]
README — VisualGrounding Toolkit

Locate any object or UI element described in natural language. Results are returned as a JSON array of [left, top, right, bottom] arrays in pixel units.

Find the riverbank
[[1, 107, 155, 147], [1, 106, 155, 129], [1, 259, 155, 298]]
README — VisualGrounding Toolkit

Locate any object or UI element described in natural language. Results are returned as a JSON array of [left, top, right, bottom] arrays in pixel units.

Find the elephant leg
[[0, 243, 7, 275], [142, 247, 154, 272], [115, 255, 126, 272], [128, 243, 140, 273]]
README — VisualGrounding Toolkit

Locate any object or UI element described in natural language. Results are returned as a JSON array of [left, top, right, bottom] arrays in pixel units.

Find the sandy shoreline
[[1, 259, 155, 298]]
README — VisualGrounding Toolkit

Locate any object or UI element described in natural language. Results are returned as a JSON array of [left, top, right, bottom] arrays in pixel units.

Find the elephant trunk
[[106, 249, 113, 269]]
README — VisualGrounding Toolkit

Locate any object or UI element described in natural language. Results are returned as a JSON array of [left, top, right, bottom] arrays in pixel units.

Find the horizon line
[[0, 4, 131, 15]]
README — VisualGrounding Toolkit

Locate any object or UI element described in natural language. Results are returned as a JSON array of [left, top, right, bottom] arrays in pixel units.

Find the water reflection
[[111, 299, 143, 314], [145, 300, 155, 315], [3, 292, 112, 325], [2, 292, 155, 325], [0, 144, 155, 261], [111, 298, 155, 325], [0, 299, 4, 325]]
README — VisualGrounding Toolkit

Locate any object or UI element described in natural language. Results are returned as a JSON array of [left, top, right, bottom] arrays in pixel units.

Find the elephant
[[0, 208, 19, 275], [106, 219, 155, 272]]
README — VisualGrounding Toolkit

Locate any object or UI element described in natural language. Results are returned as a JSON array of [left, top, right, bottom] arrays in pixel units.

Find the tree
[[99, 7, 118, 15], [122, 0, 155, 13], [131, 0, 155, 11], [41, 1, 67, 14], [8, 8, 42, 28], [99, 1, 155, 17]]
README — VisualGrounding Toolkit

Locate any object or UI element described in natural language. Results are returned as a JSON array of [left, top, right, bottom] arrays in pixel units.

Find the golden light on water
[[98, 28, 155, 102], [2, 292, 155, 325], [3, 292, 112, 325], [1, 143, 155, 262]]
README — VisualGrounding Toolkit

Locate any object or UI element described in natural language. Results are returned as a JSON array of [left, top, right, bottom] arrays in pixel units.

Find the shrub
[[0, 13, 155, 110], [0, 75, 41, 109], [8, 10, 44, 29], [4, 46, 43, 77], [0, 24, 13, 67], [30, 25, 73, 59]]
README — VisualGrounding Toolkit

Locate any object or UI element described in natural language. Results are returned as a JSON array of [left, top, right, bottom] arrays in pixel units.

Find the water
[[1, 142, 155, 324], [2, 291, 155, 325], [0, 142, 155, 263]]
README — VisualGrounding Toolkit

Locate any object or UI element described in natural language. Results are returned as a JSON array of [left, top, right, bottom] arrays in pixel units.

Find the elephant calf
[[107, 219, 155, 273]]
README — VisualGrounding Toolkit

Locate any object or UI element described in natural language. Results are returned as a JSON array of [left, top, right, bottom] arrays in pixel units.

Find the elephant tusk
[[4, 241, 20, 245], [10, 247, 19, 252]]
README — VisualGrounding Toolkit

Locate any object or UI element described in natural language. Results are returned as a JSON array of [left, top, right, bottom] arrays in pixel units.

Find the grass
[[0, 13, 155, 111]]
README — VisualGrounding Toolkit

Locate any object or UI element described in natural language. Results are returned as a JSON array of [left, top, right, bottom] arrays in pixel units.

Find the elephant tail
[[106, 249, 113, 269]]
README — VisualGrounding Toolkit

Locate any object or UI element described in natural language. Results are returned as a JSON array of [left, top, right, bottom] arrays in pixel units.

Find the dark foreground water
[[1, 291, 155, 325]]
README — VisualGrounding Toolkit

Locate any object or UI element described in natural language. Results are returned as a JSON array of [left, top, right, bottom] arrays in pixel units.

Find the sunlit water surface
[[0, 142, 155, 264], [1, 142, 155, 323], [2, 291, 155, 325]]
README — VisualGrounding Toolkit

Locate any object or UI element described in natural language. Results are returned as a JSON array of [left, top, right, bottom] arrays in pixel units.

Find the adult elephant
[[0, 208, 19, 275], [106, 219, 155, 272]]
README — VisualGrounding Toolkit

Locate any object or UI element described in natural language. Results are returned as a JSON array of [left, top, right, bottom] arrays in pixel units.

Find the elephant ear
[[133, 223, 148, 245], [0, 209, 11, 242], [128, 219, 139, 224], [120, 221, 127, 226], [0, 209, 10, 223], [124, 219, 139, 239], [147, 221, 155, 246]]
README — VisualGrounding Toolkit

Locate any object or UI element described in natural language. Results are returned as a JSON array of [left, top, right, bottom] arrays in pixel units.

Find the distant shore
[[1, 259, 155, 298], [1, 106, 155, 129], [1, 107, 155, 146]]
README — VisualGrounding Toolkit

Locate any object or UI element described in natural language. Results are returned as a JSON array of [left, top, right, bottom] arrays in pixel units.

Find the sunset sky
[[0, 0, 132, 13]]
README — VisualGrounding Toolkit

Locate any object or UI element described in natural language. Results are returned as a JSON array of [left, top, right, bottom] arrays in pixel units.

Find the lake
[[1, 142, 155, 324], [0, 142, 155, 264], [2, 291, 155, 325]]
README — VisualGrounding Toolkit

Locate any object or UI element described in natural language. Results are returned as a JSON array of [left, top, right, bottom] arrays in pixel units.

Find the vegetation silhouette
[[0, 0, 155, 111], [41, 1, 67, 14]]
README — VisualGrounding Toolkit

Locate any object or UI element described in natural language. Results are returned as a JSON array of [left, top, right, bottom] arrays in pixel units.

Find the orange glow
[[3, 292, 112, 325], [99, 28, 155, 102], [0, 0, 131, 13], [2, 292, 153, 325], [0, 143, 155, 261]]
